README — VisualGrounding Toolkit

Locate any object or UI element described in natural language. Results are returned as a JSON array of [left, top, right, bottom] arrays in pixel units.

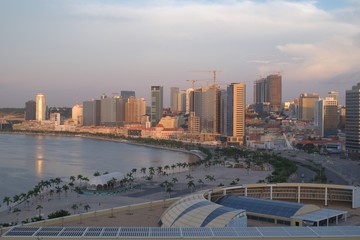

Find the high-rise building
[[100, 95, 125, 126], [36, 93, 46, 121], [121, 91, 135, 100], [328, 91, 339, 102], [227, 83, 246, 144], [253, 74, 282, 112], [25, 100, 36, 120], [188, 112, 200, 134], [72, 104, 83, 126], [170, 87, 179, 114], [267, 74, 282, 112], [83, 100, 101, 126], [346, 83, 360, 160], [200, 84, 219, 133], [177, 90, 186, 113], [125, 97, 146, 123], [298, 93, 319, 121], [314, 97, 338, 137], [151, 86, 163, 127]]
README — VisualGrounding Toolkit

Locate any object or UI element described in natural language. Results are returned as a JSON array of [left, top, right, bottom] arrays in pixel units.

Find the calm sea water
[[0, 133, 195, 199]]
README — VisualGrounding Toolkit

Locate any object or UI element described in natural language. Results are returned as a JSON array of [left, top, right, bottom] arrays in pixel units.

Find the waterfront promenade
[[0, 163, 270, 226]]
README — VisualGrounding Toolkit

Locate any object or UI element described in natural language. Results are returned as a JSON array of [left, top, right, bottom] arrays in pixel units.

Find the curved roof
[[87, 172, 124, 190], [216, 196, 319, 218], [160, 193, 246, 227]]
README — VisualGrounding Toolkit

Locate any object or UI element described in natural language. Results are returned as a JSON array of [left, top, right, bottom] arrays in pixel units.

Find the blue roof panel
[[216, 196, 304, 218]]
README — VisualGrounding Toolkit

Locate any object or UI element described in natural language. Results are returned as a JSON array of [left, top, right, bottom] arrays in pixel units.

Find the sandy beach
[[0, 163, 271, 227]]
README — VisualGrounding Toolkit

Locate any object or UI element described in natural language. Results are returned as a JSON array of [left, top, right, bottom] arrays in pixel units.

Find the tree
[[3, 196, 12, 207], [77, 174, 83, 186], [198, 179, 204, 189], [140, 167, 147, 175], [93, 171, 101, 176], [13, 208, 21, 224], [69, 176, 76, 183], [131, 168, 137, 179], [12, 195, 20, 204], [84, 204, 91, 212], [186, 174, 193, 180], [48, 210, 71, 219], [187, 180, 195, 193], [55, 186, 62, 199], [71, 204, 78, 214], [62, 184, 70, 196], [36, 204, 43, 217]]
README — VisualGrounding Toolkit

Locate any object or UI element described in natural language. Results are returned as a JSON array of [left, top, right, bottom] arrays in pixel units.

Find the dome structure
[[160, 193, 247, 227]]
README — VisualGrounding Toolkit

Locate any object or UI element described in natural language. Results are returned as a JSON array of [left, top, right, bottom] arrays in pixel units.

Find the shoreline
[[0, 131, 205, 161]]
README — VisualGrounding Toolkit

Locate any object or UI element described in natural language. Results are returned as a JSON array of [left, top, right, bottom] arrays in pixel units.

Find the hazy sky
[[1, 0, 359, 108]]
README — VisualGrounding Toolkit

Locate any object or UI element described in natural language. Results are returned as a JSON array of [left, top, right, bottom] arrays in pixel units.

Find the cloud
[[274, 36, 360, 80], [1, 0, 360, 106]]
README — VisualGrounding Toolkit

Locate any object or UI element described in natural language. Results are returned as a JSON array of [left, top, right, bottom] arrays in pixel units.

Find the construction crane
[[186, 79, 212, 88], [191, 69, 222, 85], [190, 69, 223, 134]]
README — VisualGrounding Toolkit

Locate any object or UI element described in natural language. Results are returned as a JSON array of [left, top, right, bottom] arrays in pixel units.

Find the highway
[[280, 150, 359, 185]]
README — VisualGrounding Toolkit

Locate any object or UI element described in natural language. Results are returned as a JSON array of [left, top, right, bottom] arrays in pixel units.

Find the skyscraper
[[25, 100, 36, 120], [36, 93, 46, 121], [298, 93, 319, 121], [83, 100, 101, 126], [346, 83, 360, 160], [200, 85, 219, 133], [314, 97, 338, 137], [100, 95, 125, 126], [125, 97, 146, 123], [267, 74, 282, 112], [170, 87, 179, 114], [253, 74, 282, 112], [151, 86, 163, 127], [227, 83, 246, 144]]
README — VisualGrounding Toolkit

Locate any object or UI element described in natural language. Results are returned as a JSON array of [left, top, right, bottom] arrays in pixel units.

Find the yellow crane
[[186, 79, 212, 88]]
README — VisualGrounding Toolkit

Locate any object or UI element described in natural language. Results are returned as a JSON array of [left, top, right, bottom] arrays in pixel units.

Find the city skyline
[[1, 0, 360, 107]]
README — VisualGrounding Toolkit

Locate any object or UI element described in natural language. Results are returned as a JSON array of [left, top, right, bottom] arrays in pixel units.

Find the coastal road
[[280, 151, 358, 185]]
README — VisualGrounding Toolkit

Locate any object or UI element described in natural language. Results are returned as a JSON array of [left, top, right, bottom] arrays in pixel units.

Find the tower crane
[[186, 79, 212, 88], [190, 69, 223, 134]]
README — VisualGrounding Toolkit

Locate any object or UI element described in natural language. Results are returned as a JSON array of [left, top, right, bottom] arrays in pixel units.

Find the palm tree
[[69, 175, 76, 183], [148, 167, 155, 177], [71, 204, 78, 214], [131, 168, 137, 179], [13, 194, 20, 204], [55, 186, 62, 199], [186, 174, 193, 180], [140, 167, 147, 176], [171, 164, 176, 174], [84, 204, 91, 212], [156, 166, 163, 177], [171, 177, 178, 185], [77, 174, 83, 187], [3, 196, 12, 207], [36, 204, 43, 217], [62, 184, 70, 196], [198, 179, 204, 189], [13, 208, 21, 224], [187, 180, 195, 193]]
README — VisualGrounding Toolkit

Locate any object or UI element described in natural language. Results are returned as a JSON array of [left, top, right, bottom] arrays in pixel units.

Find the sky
[[0, 0, 360, 108]]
